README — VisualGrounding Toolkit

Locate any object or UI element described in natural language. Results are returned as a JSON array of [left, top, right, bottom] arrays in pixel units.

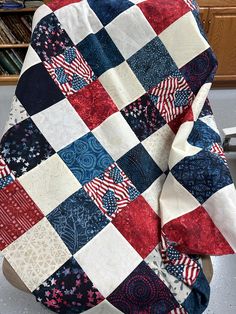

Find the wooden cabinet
[[199, 0, 236, 86]]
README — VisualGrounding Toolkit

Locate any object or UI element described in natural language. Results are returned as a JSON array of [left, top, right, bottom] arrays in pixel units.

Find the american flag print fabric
[[1, 0, 236, 313]]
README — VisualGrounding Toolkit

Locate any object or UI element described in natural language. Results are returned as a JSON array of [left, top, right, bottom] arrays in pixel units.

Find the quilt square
[[47, 188, 110, 254], [44, 46, 96, 97], [147, 70, 195, 124], [87, 0, 134, 26], [18, 154, 82, 216], [171, 150, 233, 204], [55, 1, 103, 45], [0, 175, 14, 190], [74, 223, 142, 297], [83, 163, 140, 220], [127, 37, 178, 91], [68, 79, 118, 130], [180, 48, 218, 95], [0, 180, 44, 251], [32, 98, 89, 152], [99, 61, 146, 110], [76, 28, 124, 77], [33, 257, 105, 313], [84, 300, 123, 313], [0, 118, 55, 178], [159, 11, 209, 69], [142, 124, 175, 172], [105, 5, 156, 59], [31, 13, 74, 62], [137, 0, 190, 35], [2, 218, 72, 292], [15, 63, 64, 116], [107, 261, 179, 313], [92, 112, 140, 161], [120, 93, 166, 142], [58, 132, 114, 185], [112, 195, 161, 258], [117, 143, 163, 194]]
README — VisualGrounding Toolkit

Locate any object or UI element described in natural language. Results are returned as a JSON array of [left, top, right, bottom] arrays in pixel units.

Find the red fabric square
[[68, 80, 118, 130], [138, 0, 190, 35], [47, 0, 82, 11], [0, 180, 44, 250], [112, 195, 161, 258], [168, 106, 194, 134], [163, 205, 234, 255]]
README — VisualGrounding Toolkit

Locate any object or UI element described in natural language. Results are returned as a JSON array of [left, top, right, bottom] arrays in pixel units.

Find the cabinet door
[[199, 8, 209, 33], [207, 7, 236, 82]]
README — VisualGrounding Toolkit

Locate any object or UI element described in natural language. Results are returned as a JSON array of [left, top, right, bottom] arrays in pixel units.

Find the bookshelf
[[0, 4, 44, 85]]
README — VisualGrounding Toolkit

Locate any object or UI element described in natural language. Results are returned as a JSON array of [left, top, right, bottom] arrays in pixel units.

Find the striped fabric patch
[[0, 156, 15, 180]]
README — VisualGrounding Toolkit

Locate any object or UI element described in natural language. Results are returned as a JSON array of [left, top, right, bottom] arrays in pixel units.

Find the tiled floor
[[0, 87, 236, 314]]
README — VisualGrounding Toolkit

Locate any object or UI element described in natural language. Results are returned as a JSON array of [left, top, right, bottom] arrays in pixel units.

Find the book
[[24, 1, 43, 8], [11, 48, 24, 65], [0, 18, 19, 44], [0, 1, 24, 9], [5, 49, 22, 71], [0, 63, 8, 75], [1, 15, 31, 43], [0, 50, 20, 74], [20, 15, 32, 32]]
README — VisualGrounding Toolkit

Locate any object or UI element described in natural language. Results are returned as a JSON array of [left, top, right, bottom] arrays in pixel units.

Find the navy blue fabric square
[[76, 28, 124, 77], [180, 48, 218, 95], [47, 188, 110, 254], [58, 132, 114, 185], [87, 0, 134, 26], [15, 63, 64, 116], [33, 257, 105, 313], [121, 93, 166, 142], [127, 37, 178, 91], [117, 143, 163, 194], [107, 261, 179, 313], [171, 150, 233, 204], [199, 99, 213, 118], [0, 118, 55, 178], [31, 13, 73, 62], [188, 119, 221, 150]]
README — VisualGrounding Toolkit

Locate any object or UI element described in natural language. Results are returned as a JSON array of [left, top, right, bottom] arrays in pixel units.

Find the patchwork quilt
[[1, 0, 236, 313]]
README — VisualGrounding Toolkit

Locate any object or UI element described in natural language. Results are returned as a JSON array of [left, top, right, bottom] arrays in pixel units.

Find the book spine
[[1, 16, 24, 43], [0, 18, 19, 44], [0, 50, 19, 74], [5, 49, 22, 71], [20, 16, 32, 32], [10, 48, 24, 65], [9, 15, 31, 43]]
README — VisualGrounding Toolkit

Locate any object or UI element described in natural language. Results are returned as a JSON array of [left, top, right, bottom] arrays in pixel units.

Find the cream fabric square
[[55, 1, 103, 44], [99, 61, 146, 110], [86, 300, 123, 314], [32, 4, 52, 32], [20, 45, 42, 78], [105, 5, 156, 59], [2, 218, 71, 292], [92, 112, 140, 160], [159, 11, 210, 68], [32, 98, 89, 152], [142, 174, 166, 215], [74, 223, 142, 297], [18, 154, 81, 216], [160, 172, 200, 225], [142, 124, 175, 172]]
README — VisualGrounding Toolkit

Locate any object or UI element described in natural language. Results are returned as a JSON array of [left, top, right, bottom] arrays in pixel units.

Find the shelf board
[[0, 43, 29, 48], [0, 7, 39, 13], [0, 75, 19, 85]]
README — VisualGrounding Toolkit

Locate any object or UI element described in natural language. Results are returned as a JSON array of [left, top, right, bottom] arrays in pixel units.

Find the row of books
[[0, 48, 26, 74], [0, 14, 32, 44]]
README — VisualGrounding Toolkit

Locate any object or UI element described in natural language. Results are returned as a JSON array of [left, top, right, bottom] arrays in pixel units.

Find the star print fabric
[[1, 0, 236, 313]]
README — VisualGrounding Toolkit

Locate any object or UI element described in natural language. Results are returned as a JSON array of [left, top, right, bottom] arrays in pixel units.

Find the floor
[[0, 87, 236, 314]]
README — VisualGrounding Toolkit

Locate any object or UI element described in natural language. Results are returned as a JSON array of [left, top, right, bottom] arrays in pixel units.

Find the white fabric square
[[160, 172, 200, 225], [32, 98, 89, 152], [86, 300, 123, 314], [18, 154, 81, 216], [99, 61, 146, 110], [168, 121, 202, 170], [74, 223, 142, 297], [32, 4, 52, 32], [20, 45, 41, 77], [105, 5, 156, 59], [92, 112, 140, 160], [159, 11, 210, 68], [142, 174, 166, 215], [55, 1, 103, 44], [142, 124, 175, 172], [2, 218, 71, 292], [203, 184, 236, 252]]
